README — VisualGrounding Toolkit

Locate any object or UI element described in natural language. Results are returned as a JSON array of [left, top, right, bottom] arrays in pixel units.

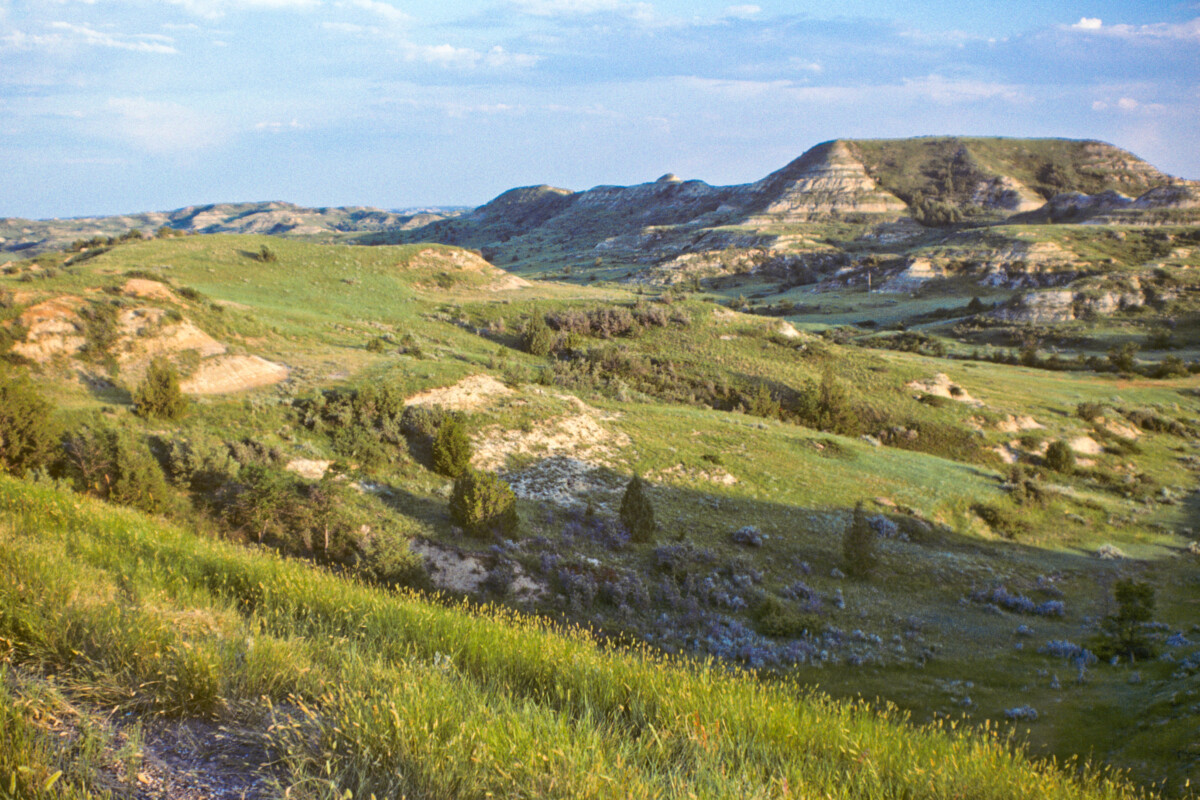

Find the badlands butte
[[2, 136, 1200, 798]]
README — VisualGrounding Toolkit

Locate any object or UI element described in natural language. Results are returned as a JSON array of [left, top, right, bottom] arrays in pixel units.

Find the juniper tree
[[620, 474, 656, 543], [0, 372, 59, 476], [449, 469, 518, 539], [842, 502, 877, 578], [132, 357, 188, 420], [432, 416, 472, 477]]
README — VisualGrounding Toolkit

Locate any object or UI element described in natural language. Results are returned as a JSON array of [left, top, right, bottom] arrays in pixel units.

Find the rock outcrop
[[747, 141, 908, 219]]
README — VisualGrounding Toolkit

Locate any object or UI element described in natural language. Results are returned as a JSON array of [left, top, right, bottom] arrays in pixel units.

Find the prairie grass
[[0, 475, 1149, 799]]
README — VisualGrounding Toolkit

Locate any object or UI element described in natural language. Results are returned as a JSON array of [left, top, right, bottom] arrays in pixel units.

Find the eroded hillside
[[2, 232, 1199, 794]]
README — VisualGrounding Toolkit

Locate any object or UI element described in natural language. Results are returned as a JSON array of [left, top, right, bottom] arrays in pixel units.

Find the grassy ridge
[[0, 476, 1146, 799]]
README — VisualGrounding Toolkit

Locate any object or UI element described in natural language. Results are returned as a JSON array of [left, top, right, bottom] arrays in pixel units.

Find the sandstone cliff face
[[747, 141, 908, 219]]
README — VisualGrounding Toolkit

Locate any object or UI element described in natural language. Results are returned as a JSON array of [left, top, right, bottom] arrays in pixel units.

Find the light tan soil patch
[[412, 247, 495, 272], [1069, 435, 1103, 456], [117, 308, 226, 365], [121, 278, 178, 303], [990, 445, 1018, 465], [406, 374, 513, 411], [180, 354, 288, 394], [905, 373, 982, 406], [11, 296, 86, 361], [776, 321, 801, 338], [285, 458, 333, 480], [472, 413, 630, 472], [994, 414, 1044, 433], [1095, 416, 1140, 440]]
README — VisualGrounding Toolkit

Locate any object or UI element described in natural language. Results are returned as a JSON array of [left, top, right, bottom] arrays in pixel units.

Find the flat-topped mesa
[[748, 140, 909, 219]]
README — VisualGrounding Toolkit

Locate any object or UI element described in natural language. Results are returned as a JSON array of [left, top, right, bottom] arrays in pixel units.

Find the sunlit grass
[[0, 475, 1151, 799]]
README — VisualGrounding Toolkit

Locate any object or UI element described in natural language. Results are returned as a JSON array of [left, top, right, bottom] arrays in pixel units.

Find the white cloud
[[724, 4, 760, 19], [1065, 16, 1200, 42], [10, 22, 179, 53], [401, 41, 540, 69], [339, 0, 407, 23], [1, 29, 61, 50], [1091, 93, 1168, 115], [164, 0, 321, 20], [255, 118, 306, 132], [103, 97, 228, 152], [509, 0, 654, 21]]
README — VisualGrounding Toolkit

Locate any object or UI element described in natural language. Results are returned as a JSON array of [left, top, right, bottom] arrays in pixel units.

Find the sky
[[1, 0, 1198, 219]]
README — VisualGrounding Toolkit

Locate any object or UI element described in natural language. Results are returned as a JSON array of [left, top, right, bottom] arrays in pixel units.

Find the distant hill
[[0, 201, 466, 258], [4, 137, 1193, 267]]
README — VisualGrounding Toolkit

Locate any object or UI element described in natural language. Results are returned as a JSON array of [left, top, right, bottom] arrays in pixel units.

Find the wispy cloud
[[2, 22, 177, 53], [339, 0, 407, 24], [50, 22, 178, 53], [255, 118, 307, 132], [401, 41, 540, 69], [508, 0, 654, 22], [164, 0, 321, 20], [1063, 16, 1200, 42]]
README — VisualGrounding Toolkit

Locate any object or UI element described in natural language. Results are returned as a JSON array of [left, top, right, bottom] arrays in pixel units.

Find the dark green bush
[[132, 357, 188, 420], [0, 372, 60, 476], [1006, 465, 1045, 507], [521, 313, 554, 356], [1092, 580, 1156, 661], [449, 469, 519, 539], [400, 404, 452, 440], [357, 531, 430, 589], [62, 424, 171, 514], [842, 502, 876, 578], [971, 503, 1028, 540], [1075, 402, 1105, 421], [792, 367, 860, 435], [1044, 440, 1076, 473], [432, 417, 472, 477], [619, 474, 656, 543], [166, 435, 238, 493], [752, 596, 819, 638]]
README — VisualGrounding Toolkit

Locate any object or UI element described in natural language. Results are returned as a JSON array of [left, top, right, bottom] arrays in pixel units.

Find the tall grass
[[0, 476, 1148, 799]]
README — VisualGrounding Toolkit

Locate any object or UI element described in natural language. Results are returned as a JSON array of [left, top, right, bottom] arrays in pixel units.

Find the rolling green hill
[[1, 230, 1199, 796]]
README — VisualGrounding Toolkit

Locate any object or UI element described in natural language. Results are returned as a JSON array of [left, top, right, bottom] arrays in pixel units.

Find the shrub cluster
[[294, 383, 407, 468], [450, 469, 519, 539], [132, 357, 188, 420], [0, 372, 60, 476], [61, 423, 171, 514], [544, 302, 671, 340]]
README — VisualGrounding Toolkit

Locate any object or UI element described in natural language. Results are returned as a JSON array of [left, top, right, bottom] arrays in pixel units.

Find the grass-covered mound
[[0, 475, 1148, 800]]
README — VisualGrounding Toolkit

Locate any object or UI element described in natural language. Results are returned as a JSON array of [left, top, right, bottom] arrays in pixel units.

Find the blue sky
[[2, 0, 1198, 218]]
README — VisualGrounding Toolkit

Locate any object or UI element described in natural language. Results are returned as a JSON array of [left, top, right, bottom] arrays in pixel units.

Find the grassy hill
[[1, 233, 1199, 796]]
